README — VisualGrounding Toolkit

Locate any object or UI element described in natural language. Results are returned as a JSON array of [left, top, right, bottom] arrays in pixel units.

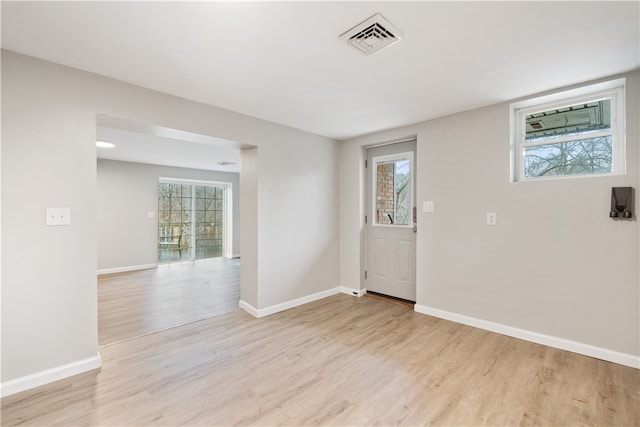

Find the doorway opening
[[96, 115, 244, 346], [365, 139, 417, 302]]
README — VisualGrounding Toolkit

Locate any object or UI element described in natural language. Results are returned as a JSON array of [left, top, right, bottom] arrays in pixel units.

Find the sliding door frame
[[158, 177, 234, 261]]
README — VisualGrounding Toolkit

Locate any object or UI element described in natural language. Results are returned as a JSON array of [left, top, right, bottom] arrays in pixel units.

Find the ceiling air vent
[[339, 13, 402, 55]]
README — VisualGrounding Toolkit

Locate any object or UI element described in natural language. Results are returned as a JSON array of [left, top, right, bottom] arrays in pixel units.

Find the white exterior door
[[366, 140, 416, 301]]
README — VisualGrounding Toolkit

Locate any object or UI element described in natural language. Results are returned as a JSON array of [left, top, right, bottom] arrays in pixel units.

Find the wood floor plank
[[98, 257, 240, 345], [2, 294, 639, 426]]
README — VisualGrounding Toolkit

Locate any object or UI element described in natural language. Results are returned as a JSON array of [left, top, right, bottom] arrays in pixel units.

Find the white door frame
[[364, 139, 417, 301]]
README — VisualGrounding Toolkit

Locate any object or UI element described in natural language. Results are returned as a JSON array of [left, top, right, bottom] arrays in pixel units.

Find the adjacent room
[[1, 1, 639, 426], [95, 118, 242, 345]]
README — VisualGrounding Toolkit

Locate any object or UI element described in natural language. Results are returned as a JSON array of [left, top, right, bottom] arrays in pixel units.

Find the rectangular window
[[372, 152, 413, 226], [511, 79, 625, 181]]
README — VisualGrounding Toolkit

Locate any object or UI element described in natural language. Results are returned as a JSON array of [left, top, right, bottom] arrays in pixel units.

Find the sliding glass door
[[194, 185, 224, 260], [158, 179, 230, 264]]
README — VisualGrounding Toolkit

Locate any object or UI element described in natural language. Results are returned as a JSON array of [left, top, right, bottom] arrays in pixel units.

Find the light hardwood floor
[[98, 257, 240, 346], [2, 294, 638, 426]]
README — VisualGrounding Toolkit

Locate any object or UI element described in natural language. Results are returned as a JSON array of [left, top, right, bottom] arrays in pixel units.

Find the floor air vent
[[339, 13, 402, 55]]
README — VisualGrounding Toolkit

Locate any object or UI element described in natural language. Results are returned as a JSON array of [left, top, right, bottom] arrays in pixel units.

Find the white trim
[[339, 286, 367, 297], [97, 263, 157, 275], [238, 300, 259, 317], [239, 287, 365, 319], [158, 177, 230, 187], [510, 78, 626, 182], [414, 304, 640, 369], [366, 136, 417, 150], [239, 288, 342, 318], [0, 353, 102, 397], [224, 185, 234, 258], [370, 151, 414, 227], [226, 253, 241, 259], [511, 78, 626, 110]]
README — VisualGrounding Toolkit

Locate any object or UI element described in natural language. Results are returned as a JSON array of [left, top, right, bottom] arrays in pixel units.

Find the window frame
[[370, 151, 414, 228], [158, 177, 233, 261], [510, 79, 626, 182]]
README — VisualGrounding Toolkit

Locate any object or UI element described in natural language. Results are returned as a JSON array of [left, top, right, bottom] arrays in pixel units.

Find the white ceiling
[[2, 1, 639, 147], [96, 121, 241, 173]]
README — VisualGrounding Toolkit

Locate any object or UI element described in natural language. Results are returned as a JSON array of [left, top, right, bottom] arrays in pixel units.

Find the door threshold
[[365, 291, 415, 308]]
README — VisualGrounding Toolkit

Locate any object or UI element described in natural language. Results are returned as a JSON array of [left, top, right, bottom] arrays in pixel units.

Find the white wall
[[240, 147, 259, 307], [97, 159, 240, 271], [1, 50, 339, 391], [340, 72, 640, 364]]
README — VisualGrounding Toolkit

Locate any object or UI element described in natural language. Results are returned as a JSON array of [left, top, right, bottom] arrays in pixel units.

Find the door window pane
[[374, 157, 411, 225]]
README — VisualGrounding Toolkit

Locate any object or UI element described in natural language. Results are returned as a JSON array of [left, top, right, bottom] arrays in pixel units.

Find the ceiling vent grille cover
[[339, 13, 402, 55]]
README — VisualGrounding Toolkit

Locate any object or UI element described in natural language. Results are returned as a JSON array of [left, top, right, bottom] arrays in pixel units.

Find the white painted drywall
[[1, 58, 101, 385], [97, 159, 240, 271], [240, 147, 258, 308], [255, 127, 340, 308], [1, 50, 339, 387], [340, 72, 640, 359]]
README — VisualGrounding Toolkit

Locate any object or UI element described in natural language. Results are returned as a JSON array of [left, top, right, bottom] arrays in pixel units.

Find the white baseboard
[[97, 263, 157, 275], [0, 353, 102, 397], [241, 287, 354, 318], [238, 300, 260, 317], [339, 286, 366, 297], [414, 304, 640, 369], [224, 253, 240, 259], [240, 286, 366, 318]]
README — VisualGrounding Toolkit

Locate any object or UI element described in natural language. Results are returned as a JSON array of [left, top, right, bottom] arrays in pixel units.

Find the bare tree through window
[[158, 182, 225, 263]]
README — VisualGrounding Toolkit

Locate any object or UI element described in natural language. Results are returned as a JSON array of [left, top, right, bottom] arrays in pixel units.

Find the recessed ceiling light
[[96, 141, 115, 148], [217, 161, 236, 166]]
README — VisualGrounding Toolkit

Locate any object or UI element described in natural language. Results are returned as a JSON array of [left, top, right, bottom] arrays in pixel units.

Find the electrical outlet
[[486, 212, 497, 226], [423, 201, 434, 213]]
